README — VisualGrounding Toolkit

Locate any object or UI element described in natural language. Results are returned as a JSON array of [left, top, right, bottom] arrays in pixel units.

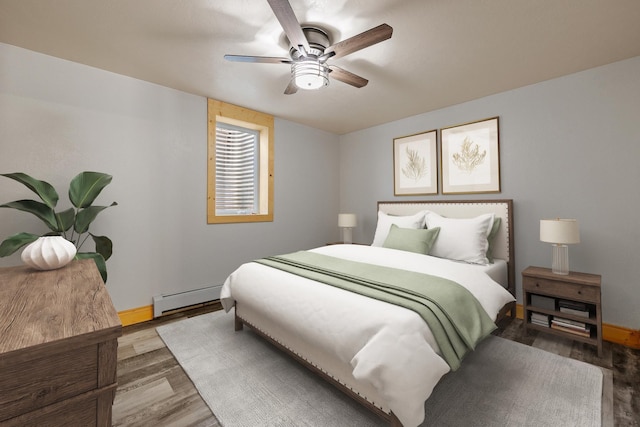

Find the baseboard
[[118, 302, 638, 349], [515, 303, 639, 349], [602, 323, 640, 349], [118, 300, 220, 327], [118, 305, 154, 327], [515, 303, 524, 319]]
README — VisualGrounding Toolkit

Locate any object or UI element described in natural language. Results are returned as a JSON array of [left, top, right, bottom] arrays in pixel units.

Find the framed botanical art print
[[440, 117, 500, 194], [393, 129, 438, 195]]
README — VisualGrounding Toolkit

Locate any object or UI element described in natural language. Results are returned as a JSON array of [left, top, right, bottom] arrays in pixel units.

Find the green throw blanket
[[255, 251, 496, 371]]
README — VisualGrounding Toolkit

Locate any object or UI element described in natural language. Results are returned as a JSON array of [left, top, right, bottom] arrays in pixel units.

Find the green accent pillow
[[382, 224, 440, 255], [487, 217, 502, 262]]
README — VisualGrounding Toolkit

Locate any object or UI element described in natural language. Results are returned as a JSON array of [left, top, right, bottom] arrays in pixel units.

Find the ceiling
[[1, 0, 640, 135]]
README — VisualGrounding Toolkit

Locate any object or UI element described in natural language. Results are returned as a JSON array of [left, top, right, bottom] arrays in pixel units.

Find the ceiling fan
[[224, 0, 393, 95]]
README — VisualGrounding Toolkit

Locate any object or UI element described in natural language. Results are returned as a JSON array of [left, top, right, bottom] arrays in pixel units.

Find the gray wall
[[339, 56, 640, 329], [0, 43, 340, 311], [2, 40, 638, 330]]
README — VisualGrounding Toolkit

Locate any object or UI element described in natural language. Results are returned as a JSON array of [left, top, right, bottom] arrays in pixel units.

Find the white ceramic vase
[[21, 236, 77, 270]]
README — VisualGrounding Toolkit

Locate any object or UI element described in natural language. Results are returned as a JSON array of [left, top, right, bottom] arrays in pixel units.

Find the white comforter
[[220, 245, 515, 427]]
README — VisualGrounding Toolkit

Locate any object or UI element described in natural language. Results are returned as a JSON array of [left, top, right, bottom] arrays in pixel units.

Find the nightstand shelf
[[522, 266, 602, 357]]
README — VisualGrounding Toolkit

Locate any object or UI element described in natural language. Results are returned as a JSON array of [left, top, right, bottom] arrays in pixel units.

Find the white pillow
[[424, 212, 495, 265], [372, 210, 426, 247]]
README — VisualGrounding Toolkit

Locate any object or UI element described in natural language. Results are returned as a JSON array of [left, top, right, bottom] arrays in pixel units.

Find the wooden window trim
[[207, 99, 274, 223]]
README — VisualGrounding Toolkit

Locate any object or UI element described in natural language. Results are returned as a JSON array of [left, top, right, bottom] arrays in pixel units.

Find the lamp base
[[551, 244, 569, 275], [342, 228, 353, 245]]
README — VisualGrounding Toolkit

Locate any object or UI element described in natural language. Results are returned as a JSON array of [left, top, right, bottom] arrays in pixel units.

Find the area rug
[[157, 310, 603, 427]]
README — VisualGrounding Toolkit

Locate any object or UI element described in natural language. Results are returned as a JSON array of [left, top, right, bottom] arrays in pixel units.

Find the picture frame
[[393, 129, 438, 195], [440, 117, 500, 194]]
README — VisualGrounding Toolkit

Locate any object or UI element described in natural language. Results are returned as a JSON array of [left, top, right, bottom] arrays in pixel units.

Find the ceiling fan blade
[[267, 0, 310, 53], [284, 80, 298, 95], [224, 54, 292, 64], [324, 23, 393, 60], [328, 66, 368, 88]]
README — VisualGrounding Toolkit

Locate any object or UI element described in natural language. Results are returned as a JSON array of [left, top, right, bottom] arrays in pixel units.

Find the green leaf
[[91, 234, 113, 261], [0, 200, 59, 231], [69, 172, 113, 208], [74, 202, 117, 234], [0, 232, 40, 257], [55, 208, 76, 232], [76, 252, 108, 283], [1, 173, 59, 208]]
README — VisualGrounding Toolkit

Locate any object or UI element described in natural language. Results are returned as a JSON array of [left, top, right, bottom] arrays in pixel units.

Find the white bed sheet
[[220, 244, 515, 427], [480, 258, 508, 288]]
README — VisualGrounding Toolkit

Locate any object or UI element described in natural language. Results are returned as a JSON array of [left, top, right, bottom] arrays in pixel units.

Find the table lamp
[[540, 218, 580, 275], [338, 213, 357, 244]]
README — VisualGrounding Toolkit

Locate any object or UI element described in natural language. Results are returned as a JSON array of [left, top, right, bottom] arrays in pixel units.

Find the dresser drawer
[[523, 277, 599, 302], [0, 344, 98, 421], [0, 392, 99, 427]]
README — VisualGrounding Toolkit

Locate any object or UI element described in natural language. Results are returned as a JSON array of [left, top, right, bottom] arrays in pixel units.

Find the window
[[215, 122, 259, 215], [207, 99, 274, 223]]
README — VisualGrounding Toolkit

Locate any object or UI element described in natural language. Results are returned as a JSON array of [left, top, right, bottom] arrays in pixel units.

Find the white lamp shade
[[338, 213, 357, 228], [540, 219, 580, 244]]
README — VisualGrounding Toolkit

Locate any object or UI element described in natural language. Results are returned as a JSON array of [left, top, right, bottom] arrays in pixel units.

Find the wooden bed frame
[[234, 199, 516, 427]]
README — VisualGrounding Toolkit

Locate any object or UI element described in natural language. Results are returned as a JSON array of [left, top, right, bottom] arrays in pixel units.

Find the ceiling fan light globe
[[292, 60, 329, 90], [295, 74, 327, 90]]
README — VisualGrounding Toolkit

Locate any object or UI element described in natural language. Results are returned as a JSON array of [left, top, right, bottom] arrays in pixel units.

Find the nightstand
[[522, 266, 602, 357]]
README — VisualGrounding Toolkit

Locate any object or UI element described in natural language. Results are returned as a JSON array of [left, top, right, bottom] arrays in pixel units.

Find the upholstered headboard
[[377, 199, 515, 297]]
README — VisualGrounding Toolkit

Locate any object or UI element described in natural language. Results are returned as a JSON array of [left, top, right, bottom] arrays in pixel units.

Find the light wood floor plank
[[114, 377, 175, 420]]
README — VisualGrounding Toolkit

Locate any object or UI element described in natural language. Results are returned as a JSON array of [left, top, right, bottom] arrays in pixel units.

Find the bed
[[220, 199, 516, 427]]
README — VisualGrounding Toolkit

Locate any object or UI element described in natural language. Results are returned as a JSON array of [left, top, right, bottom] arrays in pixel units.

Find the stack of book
[[551, 316, 592, 337], [558, 300, 590, 318], [530, 312, 550, 328]]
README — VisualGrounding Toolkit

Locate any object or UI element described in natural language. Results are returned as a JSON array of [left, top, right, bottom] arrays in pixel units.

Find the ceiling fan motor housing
[[289, 27, 330, 59]]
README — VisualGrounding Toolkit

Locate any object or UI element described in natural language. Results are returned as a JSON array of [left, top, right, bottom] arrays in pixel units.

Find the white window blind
[[215, 122, 259, 215]]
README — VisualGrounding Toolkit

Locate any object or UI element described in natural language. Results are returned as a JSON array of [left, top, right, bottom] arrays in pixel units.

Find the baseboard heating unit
[[153, 285, 222, 318]]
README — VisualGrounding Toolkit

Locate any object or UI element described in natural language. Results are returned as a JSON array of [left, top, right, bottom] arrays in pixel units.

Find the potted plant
[[0, 172, 117, 282]]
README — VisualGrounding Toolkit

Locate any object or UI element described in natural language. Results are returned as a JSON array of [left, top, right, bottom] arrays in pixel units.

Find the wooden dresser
[[0, 259, 122, 426]]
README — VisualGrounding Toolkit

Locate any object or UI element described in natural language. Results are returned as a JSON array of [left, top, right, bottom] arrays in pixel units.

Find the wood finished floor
[[113, 304, 639, 427]]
